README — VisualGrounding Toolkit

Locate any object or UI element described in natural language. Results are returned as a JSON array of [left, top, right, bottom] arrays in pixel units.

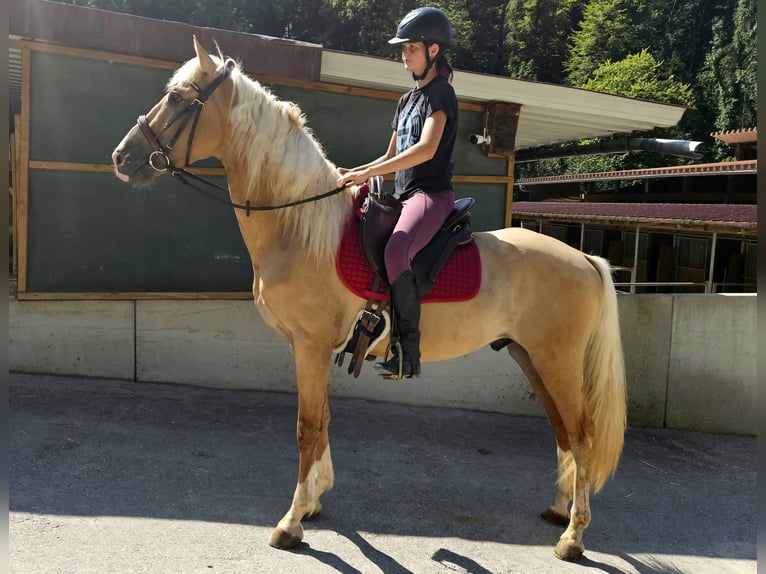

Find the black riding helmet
[[389, 7, 453, 80]]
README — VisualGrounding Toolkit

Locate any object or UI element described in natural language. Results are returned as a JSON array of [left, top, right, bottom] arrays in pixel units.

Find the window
[[677, 237, 708, 270], [744, 242, 757, 281], [622, 231, 648, 259], [582, 229, 603, 255]]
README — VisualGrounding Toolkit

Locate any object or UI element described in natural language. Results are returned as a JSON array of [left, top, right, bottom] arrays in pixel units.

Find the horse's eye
[[168, 92, 183, 105]]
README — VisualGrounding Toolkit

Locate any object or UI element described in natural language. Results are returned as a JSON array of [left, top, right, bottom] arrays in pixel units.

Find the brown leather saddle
[[359, 175, 474, 294]]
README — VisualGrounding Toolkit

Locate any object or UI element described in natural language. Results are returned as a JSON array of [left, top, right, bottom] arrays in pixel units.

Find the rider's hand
[[337, 168, 370, 189]]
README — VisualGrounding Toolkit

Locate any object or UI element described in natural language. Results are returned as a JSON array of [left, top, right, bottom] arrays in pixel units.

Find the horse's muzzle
[[111, 148, 131, 182]]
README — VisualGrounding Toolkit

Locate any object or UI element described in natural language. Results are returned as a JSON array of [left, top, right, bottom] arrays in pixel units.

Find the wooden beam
[[486, 102, 521, 156], [16, 291, 254, 301], [17, 47, 30, 294], [504, 154, 515, 227], [11, 116, 21, 277]]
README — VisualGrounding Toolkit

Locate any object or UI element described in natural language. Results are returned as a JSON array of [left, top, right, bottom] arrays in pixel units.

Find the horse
[[111, 37, 627, 562]]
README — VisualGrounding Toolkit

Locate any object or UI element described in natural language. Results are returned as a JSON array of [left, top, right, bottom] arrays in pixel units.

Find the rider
[[337, 7, 458, 378]]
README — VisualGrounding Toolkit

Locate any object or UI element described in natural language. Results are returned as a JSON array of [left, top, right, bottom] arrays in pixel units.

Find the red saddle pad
[[335, 193, 481, 303]]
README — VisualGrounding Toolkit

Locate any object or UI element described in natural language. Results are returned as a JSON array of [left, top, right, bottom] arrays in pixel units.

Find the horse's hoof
[[553, 539, 584, 562], [541, 508, 570, 527], [268, 525, 303, 550]]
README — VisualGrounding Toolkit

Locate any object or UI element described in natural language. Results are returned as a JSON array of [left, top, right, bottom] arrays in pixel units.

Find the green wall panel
[[453, 183, 507, 231], [30, 51, 169, 164], [30, 51, 220, 167], [26, 170, 250, 292]]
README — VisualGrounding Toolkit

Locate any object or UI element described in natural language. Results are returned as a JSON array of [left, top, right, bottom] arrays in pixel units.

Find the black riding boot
[[375, 270, 421, 378]]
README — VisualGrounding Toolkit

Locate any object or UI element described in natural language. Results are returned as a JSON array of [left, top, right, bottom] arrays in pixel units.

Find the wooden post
[[17, 47, 30, 293], [706, 232, 718, 293], [630, 226, 640, 294], [504, 153, 515, 227], [10, 116, 21, 277], [483, 102, 520, 228]]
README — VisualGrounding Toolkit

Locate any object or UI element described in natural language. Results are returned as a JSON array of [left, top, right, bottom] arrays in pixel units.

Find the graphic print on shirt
[[396, 93, 423, 154]]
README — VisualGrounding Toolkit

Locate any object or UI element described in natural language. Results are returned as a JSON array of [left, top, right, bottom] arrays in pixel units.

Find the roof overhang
[[711, 128, 757, 145], [512, 201, 757, 235], [515, 160, 758, 186]]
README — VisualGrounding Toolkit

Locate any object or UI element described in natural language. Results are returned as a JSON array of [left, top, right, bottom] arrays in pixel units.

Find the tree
[[582, 49, 694, 107], [442, 0, 509, 75], [564, 0, 668, 86], [505, 0, 578, 83], [698, 0, 756, 160], [323, 0, 403, 56], [658, 0, 734, 85]]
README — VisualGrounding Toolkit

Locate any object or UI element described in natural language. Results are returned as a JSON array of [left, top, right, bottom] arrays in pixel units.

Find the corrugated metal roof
[[9, 46, 22, 108], [711, 127, 757, 145], [512, 201, 757, 232], [515, 160, 757, 186]]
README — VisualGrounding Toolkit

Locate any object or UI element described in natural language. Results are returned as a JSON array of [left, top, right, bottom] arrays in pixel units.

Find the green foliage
[[505, 0, 579, 83], [698, 0, 757, 160], [564, 0, 668, 86], [582, 50, 695, 108]]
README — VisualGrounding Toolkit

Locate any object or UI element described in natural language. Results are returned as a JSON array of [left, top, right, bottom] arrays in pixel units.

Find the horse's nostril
[[111, 149, 124, 168]]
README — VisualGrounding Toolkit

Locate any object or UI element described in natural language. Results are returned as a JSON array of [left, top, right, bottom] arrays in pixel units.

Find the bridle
[[137, 61, 234, 175], [134, 60, 345, 216]]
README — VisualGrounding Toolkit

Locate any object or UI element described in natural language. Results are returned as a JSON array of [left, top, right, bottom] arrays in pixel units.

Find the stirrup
[[374, 341, 419, 380], [374, 341, 404, 379]]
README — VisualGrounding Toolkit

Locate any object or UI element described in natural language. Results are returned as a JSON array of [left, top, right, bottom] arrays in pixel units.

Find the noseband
[[137, 62, 233, 174]]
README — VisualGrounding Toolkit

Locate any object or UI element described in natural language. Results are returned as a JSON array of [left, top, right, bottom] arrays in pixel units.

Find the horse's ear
[[193, 34, 217, 75]]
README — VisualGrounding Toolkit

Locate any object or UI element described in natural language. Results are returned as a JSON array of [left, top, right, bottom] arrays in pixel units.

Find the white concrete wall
[[9, 294, 757, 434], [9, 300, 135, 379]]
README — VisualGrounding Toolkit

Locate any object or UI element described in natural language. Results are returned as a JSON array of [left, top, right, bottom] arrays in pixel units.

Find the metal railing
[[613, 281, 756, 294]]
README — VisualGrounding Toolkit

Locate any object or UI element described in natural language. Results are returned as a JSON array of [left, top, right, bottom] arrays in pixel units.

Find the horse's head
[[112, 37, 234, 186]]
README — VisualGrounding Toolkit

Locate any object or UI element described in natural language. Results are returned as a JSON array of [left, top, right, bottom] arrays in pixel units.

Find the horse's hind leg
[[552, 434, 592, 561], [269, 341, 335, 549], [507, 342, 571, 520], [507, 342, 591, 561], [539, 365, 594, 562]]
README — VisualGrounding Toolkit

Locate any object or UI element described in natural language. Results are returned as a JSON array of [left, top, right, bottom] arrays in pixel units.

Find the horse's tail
[[578, 254, 627, 493]]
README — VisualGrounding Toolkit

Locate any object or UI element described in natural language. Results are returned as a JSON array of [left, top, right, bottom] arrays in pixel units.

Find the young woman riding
[[337, 6, 458, 379]]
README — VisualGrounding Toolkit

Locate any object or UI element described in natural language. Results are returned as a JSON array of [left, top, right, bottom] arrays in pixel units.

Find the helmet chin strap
[[411, 42, 436, 81]]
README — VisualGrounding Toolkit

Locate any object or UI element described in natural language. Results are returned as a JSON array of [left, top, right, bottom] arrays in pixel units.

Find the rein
[[171, 169, 347, 216], [135, 61, 346, 216]]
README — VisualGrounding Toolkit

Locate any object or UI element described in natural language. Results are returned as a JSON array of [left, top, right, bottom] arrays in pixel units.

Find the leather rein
[[135, 61, 345, 216]]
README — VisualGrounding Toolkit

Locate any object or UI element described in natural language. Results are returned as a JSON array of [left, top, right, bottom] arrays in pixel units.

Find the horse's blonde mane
[[171, 55, 353, 261]]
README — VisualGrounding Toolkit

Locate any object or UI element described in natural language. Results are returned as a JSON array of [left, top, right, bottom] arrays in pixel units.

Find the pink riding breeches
[[384, 189, 455, 284]]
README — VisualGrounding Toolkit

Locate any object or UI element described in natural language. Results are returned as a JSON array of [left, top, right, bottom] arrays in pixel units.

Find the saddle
[[360, 176, 475, 294], [335, 177, 477, 377]]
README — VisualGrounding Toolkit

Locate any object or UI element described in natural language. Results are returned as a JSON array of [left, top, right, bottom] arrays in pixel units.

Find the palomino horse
[[112, 37, 626, 562]]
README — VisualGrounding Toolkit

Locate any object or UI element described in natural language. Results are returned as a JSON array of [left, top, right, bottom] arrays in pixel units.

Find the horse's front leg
[[269, 341, 334, 550]]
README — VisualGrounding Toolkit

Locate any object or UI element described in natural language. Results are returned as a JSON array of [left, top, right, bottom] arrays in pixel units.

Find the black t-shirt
[[390, 76, 458, 200]]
